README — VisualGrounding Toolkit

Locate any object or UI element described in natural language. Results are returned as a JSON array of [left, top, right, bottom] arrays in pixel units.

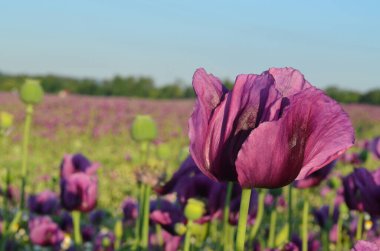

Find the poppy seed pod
[[189, 67, 354, 188], [19, 79, 44, 105], [184, 198, 206, 221], [0, 112, 14, 129], [130, 115, 157, 142]]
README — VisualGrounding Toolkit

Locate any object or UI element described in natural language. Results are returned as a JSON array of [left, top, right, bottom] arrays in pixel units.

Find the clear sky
[[1, 1, 379, 91]]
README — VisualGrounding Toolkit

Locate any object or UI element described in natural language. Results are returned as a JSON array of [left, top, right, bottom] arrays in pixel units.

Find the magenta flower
[[189, 67, 354, 188], [29, 216, 64, 247], [351, 240, 380, 251]]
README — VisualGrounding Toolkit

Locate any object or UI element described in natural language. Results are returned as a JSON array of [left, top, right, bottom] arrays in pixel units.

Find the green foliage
[[1, 72, 380, 104]]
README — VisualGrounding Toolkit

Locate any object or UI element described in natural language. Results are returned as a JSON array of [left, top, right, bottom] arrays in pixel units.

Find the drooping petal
[[236, 88, 354, 188]]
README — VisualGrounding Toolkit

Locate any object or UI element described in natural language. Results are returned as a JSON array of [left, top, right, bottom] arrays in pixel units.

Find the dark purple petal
[[294, 160, 336, 189]]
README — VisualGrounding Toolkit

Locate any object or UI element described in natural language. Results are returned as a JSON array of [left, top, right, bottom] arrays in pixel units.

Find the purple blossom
[[189, 67, 354, 188]]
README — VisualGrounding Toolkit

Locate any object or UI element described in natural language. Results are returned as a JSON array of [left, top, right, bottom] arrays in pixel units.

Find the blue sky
[[1, 1, 379, 91]]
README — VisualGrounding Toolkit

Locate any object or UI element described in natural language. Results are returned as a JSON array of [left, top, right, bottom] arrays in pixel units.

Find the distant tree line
[[0, 72, 379, 104]]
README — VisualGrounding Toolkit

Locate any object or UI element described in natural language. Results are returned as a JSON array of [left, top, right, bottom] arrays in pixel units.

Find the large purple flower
[[189, 68, 354, 188], [122, 197, 139, 225], [28, 190, 60, 215], [29, 216, 64, 247], [343, 167, 380, 215]]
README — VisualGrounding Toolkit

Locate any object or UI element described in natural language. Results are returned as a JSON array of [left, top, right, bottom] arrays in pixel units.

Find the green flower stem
[[322, 228, 329, 251], [268, 208, 277, 248], [20, 104, 33, 210], [236, 188, 252, 251], [223, 182, 233, 251], [156, 224, 163, 247], [249, 189, 265, 241], [183, 220, 193, 251], [336, 213, 343, 251], [72, 211, 82, 246], [302, 191, 309, 251], [141, 185, 151, 250], [287, 185, 293, 241], [356, 212, 364, 241], [135, 183, 145, 243]]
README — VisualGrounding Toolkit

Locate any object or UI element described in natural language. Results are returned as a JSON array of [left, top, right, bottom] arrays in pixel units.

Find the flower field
[[1, 70, 380, 251]]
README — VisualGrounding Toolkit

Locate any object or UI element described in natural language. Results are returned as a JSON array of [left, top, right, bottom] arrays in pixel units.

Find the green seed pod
[[184, 198, 206, 221], [130, 115, 157, 142], [19, 79, 44, 105], [0, 111, 14, 129], [157, 143, 171, 160], [174, 223, 187, 236]]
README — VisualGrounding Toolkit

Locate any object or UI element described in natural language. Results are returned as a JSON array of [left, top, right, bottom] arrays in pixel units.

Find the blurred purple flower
[[122, 197, 138, 225], [81, 224, 96, 242], [150, 199, 185, 234], [343, 167, 380, 215], [28, 190, 60, 215], [29, 216, 64, 247], [89, 210, 106, 225], [351, 240, 380, 251], [369, 136, 380, 159], [94, 232, 115, 251], [293, 160, 336, 189], [61, 172, 98, 212], [189, 67, 354, 188]]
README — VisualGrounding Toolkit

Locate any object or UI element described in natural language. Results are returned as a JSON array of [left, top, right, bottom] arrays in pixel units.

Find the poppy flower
[[29, 216, 64, 247], [122, 197, 139, 225], [94, 232, 115, 251], [189, 67, 354, 188], [61, 172, 98, 212], [351, 240, 380, 251], [60, 153, 99, 179], [343, 167, 380, 215], [28, 190, 60, 215], [149, 199, 185, 235]]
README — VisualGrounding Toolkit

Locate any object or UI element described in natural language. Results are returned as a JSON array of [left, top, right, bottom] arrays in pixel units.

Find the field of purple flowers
[[1, 68, 380, 251]]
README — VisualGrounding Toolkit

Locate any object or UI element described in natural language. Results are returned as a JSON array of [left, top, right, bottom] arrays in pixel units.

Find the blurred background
[[1, 1, 379, 103]]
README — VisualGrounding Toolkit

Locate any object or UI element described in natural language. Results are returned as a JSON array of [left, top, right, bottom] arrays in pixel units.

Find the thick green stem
[[183, 220, 193, 251], [72, 211, 82, 246], [223, 182, 233, 251], [135, 183, 145, 243], [20, 105, 33, 210], [156, 224, 163, 247], [287, 185, 293, 241], [268, 208, 277, 248], [302, 191, 309, 251], [141, 185, 151, 250], [336, 213, 343, 251], [236, 188, 252, 251], [355, 212, 364, 241], [249, 189, 265, 242], [322, 228, 329, 251]]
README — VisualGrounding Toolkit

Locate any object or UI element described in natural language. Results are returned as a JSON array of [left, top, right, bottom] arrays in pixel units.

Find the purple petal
[[236, 88, 354, 188]]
